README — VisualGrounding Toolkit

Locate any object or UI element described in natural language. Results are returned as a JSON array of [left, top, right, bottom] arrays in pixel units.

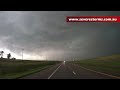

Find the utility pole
[[22, 48, 24, 60]]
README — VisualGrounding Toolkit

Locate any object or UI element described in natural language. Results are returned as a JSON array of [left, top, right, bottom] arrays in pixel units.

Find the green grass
[[0, 59, 60, 79], [72, 54, 120, 77]]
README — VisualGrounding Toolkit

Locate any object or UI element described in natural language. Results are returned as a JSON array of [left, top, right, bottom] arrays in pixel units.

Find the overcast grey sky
[[0, 11, 120, 60]]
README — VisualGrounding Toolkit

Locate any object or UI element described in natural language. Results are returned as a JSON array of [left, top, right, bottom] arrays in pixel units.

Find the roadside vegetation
[[0, 59, 60, 79], [72, 54, 120, 77]]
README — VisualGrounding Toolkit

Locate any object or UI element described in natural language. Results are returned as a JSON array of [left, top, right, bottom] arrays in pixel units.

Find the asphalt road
[[20, 61, 116, 79]]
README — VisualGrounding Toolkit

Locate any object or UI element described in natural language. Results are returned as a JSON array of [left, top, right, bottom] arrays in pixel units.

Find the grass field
[[0, 59, 61, 79], [72, 54, 120, 77]]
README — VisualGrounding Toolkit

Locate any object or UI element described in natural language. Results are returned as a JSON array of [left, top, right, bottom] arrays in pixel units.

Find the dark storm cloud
[[0, 11, 120, 60]]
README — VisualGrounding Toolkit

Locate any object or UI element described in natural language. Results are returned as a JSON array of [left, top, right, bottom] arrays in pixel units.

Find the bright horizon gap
[[0, 48, 47, 60]]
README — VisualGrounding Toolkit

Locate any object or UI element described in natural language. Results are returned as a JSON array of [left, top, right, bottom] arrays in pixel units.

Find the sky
[[0, 11, 120, 60]]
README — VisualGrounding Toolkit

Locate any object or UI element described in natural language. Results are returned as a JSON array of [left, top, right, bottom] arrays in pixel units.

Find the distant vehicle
[[63, 61, 66, 64]]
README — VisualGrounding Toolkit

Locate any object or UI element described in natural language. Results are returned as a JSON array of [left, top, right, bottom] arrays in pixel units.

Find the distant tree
[[0, 51, 4, 58], [7, 53, 11, 59]]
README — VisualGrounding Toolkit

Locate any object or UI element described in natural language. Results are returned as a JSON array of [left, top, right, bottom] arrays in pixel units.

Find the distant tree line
[[0, 51, 16, 60]]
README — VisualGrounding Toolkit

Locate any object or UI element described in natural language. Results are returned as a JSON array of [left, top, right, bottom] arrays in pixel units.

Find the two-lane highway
[[48, 61, 78, 79], [20, 61, 117, 79]]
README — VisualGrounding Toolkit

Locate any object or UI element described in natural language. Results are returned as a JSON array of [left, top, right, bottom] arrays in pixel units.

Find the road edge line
[[48, 64, 62, 79], [76, 64, 120, 79]]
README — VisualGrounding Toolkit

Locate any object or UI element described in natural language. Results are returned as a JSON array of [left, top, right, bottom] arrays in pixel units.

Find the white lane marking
[[78, 65, 120, 79], [67, 63, 77, 76], [73, 71, 76, 75], [48, 64, 62, 79]]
